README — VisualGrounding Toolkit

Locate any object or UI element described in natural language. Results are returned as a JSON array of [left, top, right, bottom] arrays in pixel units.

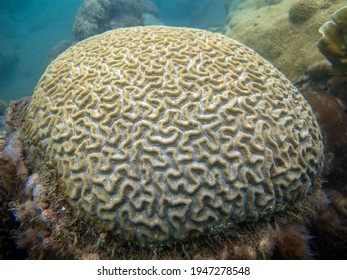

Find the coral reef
[[0, 26, 329, 260], [0, 131, 28, 190], [23, 26, 323, 247], [231, 0, 283, 11], [304, 95, 347, 258], [306, 61, 332, 82], [0, 100, 7, 141], [0, 117, 6, 143], [73, 0, 159, 41], [48, 0, 161, 63], [0, 179, 27, 259], [0, 123, 326, 260], [272, 223, 311, 259], [316, 6, 347, 106], [295, 57, 347, 258], [317, 6, 347, 76], [0, 100, 30, 259], [0, 99, 30, 190], [288, 0, 319, 24], [224, 0, 347, 81]]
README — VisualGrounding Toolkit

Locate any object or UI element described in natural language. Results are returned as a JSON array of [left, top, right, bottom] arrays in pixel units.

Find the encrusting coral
[[22, 26, 324, 247]]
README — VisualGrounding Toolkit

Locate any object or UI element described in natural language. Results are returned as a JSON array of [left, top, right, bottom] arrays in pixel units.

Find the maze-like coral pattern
[[24, 26, 323, 244]]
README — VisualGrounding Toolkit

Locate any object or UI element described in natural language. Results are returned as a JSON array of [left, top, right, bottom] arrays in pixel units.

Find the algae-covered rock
[[224, 0, 346, 81], [289, 0, 319, 24]]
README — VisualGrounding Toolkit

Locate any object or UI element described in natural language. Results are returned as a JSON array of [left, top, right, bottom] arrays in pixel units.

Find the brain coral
[[24, 26, 324, 245]]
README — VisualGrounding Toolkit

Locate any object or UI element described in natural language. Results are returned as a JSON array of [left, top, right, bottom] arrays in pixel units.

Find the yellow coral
[[24, 26, 324, 245]]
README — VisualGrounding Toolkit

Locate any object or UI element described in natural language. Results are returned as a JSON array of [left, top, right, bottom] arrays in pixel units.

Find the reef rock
[[297, 71, 347, 259], [288, 0, 319, 24], [224, 0, 347, 81]]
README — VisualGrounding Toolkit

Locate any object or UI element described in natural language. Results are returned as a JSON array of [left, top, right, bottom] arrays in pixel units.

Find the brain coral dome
[[23, 26, 324, 245]]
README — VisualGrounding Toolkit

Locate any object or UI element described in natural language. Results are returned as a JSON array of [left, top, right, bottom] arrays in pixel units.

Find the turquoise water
[[0, 0, 229, 104], [0, 0, 83, 102]]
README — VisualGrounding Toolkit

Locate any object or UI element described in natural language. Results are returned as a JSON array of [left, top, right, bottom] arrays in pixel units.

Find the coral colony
[[0, 26, 326, 259], [2, 0, 347, 259]]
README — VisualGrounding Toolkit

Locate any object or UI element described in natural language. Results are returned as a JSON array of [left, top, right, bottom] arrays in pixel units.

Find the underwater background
[[0, 0, 347, 260], [0, 0, 233, 103], [0, 0, 81, 102]]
